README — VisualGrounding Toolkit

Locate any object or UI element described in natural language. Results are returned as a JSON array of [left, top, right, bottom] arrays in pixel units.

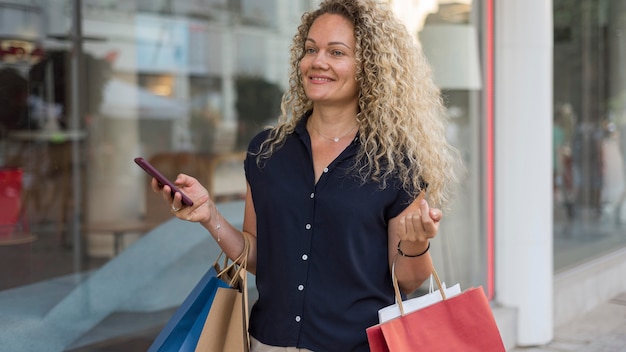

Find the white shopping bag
[[378, 269, 462, 323]]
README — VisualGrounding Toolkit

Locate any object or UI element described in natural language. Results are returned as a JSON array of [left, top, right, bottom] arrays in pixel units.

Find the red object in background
[[0, 168, 23, 238]]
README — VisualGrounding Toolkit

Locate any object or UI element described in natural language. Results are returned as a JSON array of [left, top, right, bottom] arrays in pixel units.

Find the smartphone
[[134, 157, 194, 206]]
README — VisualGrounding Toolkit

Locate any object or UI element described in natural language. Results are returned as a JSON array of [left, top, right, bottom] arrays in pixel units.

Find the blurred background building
[[0, 0, 624, 350]]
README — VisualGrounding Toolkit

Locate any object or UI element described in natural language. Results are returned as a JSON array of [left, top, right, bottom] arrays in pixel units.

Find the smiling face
[[299, 13, 359, 110]]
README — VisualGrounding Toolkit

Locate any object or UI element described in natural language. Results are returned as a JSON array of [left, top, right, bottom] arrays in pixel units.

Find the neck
[[311, 103, 359, 122]]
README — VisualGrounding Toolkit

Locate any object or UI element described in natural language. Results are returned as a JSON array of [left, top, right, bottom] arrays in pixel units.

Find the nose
[[311, 51, 328, 69]]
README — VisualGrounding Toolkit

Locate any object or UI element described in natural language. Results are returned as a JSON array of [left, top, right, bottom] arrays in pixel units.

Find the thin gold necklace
[[311, 123, 358, 143]]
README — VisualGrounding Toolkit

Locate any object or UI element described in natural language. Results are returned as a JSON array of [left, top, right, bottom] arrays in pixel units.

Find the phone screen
[[134, 157, 194, 206]]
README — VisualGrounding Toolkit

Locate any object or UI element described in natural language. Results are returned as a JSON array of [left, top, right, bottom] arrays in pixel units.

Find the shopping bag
[[367, 267, 505, 352], [148, 267, 229, 352], [195, 284, 248, 350], [0, 168, 23, 238], [195, 237, 250, 352], [149, 235, 251, 352]]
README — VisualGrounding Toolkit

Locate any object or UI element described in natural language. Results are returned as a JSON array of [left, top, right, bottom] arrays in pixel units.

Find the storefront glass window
[[411, 0, 490, 294], [553, 0, 626, 271]]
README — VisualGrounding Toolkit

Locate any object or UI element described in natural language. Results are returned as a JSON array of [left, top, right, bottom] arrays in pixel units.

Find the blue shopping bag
[[148, 266, 230, 352]]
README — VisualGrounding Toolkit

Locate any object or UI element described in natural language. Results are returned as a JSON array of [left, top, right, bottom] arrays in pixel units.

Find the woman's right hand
[[151, 173, 214, 224]]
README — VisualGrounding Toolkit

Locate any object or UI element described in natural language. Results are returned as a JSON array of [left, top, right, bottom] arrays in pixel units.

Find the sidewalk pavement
[[511, 291, 626, 352]]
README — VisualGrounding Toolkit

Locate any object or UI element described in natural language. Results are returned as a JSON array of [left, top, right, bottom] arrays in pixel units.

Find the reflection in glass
[[553, 0, 626, 271], [414, 0, 488, 292]]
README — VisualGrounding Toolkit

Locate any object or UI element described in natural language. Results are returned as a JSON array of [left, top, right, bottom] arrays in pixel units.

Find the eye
[[305, 47, 317, 54], [331, 50, 345, 57]]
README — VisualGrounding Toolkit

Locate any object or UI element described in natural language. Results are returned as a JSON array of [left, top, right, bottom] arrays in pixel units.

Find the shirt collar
[[293, 111, 361, 167]]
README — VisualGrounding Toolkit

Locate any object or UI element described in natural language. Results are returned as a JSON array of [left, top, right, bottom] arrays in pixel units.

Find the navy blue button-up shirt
[[245, 115, 413, 351]]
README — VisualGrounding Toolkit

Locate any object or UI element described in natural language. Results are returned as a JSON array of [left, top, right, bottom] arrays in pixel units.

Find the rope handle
[[214, 234, 250, 287], [391, 263, 446, 316]]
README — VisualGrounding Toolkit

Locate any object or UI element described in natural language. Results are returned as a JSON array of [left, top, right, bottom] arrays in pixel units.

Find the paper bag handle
[[392, 263, 446, 316], [215, 234, 250, 287]]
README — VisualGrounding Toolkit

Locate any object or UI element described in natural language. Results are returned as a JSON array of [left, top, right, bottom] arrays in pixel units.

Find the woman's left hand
[[389, 197, 442, 293], [389, 199, 442, 248]]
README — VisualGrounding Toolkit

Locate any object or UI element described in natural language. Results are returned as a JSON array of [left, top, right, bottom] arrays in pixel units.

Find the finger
[[171, 192, 182, 210], [429, 208, 442, 223], [418, 199, 439, 236], [161, 184, 174, 203], [402, 214, 414, 239], [421, 212, 439, 237], [418, 200, 431, 229], [397, 216, 408, 239], [174, 173, 189, 188], [401, 211, 422, 242], [419, 198, 430, 218], [150, 177, 161, 192]]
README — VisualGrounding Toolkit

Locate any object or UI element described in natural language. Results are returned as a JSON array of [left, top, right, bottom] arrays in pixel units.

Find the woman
[[155, 0, 459, 350]]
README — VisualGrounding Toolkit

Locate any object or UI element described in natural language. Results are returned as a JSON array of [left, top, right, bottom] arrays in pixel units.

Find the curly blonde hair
[[254, 0, 460, 207]]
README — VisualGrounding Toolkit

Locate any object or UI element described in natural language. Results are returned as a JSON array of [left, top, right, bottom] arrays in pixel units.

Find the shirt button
[[323, 167, 329, 173], [310, 192, 315, 198], [305, 223, 311, 230], [302, 254, 308, 261], [298, 284, 304, 291], [295, 316, 301, 322]]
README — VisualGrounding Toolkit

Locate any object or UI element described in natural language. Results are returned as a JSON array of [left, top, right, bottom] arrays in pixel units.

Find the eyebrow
[[305, 38, 352, 50]]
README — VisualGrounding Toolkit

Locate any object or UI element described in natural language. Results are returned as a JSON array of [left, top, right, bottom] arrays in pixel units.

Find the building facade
[[0, 0, 625, 350]]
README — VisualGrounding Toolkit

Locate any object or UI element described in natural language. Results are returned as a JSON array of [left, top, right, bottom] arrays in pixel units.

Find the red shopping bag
[[367, 268, 505, 352], [0, 168, 23, 238]]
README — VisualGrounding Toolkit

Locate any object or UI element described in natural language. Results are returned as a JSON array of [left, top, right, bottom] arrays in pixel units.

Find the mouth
[[309, 75, 334, 82]]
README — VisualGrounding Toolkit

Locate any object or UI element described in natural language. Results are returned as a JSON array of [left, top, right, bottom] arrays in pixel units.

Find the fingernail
[[420, 199, 426, 206]]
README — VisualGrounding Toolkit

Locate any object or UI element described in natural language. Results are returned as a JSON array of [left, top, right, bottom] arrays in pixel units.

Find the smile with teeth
[[311, 77, 333, 82]]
